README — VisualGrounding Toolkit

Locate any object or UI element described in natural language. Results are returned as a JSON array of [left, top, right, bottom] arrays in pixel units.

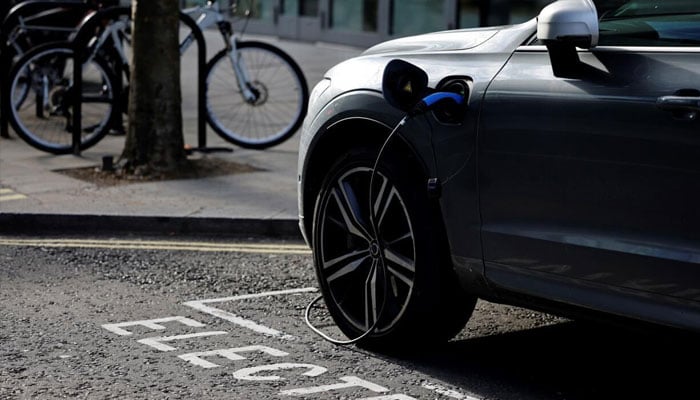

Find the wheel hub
[[369, 241, 382, 259], [49, 86, 70, 115], [247, 80, 268, 106]]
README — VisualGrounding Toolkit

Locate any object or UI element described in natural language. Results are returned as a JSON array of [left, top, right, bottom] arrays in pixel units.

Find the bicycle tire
[[8, 42, 117, 154], [205, 41, 309, 149]]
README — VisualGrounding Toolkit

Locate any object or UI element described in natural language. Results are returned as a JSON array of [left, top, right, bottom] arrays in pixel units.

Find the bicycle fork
[[217, 21, 259, 104], [34, 74, 61, 117], [31, 72, 74, 132], [37, 75, 49, 118]]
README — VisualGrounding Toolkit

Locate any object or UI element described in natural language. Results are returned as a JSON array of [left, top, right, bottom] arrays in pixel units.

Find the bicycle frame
[[180, 0, 258, 103], [85, 17, 129, 65], [179, 1, 223, 54], [8, 15, 76, 54], [28, 15, 126, 115]]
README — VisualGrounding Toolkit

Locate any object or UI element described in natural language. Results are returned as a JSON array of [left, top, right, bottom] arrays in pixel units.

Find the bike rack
[[71, 6, 232, 155], [177, 10, 233, 155], [0, 0, 90, 139]]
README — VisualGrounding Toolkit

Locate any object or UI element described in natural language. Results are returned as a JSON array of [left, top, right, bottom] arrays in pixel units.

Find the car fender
[[298, 89, 436, 240]]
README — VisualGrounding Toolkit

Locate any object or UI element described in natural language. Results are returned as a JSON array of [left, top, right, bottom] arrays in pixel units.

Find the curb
[[0, 213, 304, 240]]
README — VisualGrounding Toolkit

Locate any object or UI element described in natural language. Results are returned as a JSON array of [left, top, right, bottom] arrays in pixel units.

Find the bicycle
[[6, 8, 127, 153], [0, 0, 101, 139], [2, 1, 120, 69], [4, 1, 128, 152], [6, 0, 309, 154]]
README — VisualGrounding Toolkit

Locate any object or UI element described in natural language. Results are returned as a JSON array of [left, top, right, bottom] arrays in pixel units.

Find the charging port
[[433, 77, 471, 124]]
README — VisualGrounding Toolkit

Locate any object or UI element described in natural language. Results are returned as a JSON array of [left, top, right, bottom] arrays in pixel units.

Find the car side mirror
[[537, 0, 599, 48], [382, 59, 429, 113], [537, 0, 599, 77]]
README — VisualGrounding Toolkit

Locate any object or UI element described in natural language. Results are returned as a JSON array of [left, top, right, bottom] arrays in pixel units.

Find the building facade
[[185, 0, 553, 47]]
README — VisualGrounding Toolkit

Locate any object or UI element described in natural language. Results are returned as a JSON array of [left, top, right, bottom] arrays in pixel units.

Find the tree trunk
[[121, 0, 185, 175]]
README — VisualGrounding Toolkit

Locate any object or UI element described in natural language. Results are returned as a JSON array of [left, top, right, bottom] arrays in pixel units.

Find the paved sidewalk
[[0, 35, 364, 238]]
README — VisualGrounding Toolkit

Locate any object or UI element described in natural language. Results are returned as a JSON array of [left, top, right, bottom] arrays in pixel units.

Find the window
[[279, 0, 319, 16], [300, 0, 319, 16], [233, 0, 275, 21], [331, 0, 378, 32], [391, 0, 443, 36], [458, 0, 480, 28], [599, 0, 700, 18], [598, 0, 700, 46], [282, 0, 298, 15]]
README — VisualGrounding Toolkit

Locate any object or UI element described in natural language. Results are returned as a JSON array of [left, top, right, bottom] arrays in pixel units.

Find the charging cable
[[304, 92, 464, 346], [304, 115, 407, 346]]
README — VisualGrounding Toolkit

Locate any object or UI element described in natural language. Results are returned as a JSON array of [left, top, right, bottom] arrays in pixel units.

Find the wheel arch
[[300, 115, 434, 248]]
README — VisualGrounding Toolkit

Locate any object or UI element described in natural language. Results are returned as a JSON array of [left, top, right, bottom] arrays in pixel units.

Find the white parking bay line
[[183, 288, 318, 341], [0, 188, 27, 202], [421, 382, 482, 400]]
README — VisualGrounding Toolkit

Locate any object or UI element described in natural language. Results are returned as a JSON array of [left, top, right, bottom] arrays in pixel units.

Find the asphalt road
[[1, 235, 697, 400]]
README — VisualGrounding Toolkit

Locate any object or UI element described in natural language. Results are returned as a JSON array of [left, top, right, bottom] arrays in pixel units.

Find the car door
[[478, 2, 700, 316]]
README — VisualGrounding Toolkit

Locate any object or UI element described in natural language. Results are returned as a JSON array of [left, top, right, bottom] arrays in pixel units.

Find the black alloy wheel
[[312, 147, 475, 348]]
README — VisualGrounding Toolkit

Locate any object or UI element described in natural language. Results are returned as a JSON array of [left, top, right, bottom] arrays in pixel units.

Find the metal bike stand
[[71, 7, 232, 156], [178, 11, 232, 154], [0, 0, 89, 140], [71, 6, 129, 155]]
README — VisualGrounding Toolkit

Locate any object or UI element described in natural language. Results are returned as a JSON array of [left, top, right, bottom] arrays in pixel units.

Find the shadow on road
[[384, 321, 698, 399]]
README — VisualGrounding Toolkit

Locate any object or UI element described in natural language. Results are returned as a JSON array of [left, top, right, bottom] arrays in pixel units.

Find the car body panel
[[299, 1, 700, 332], [479, 45, 700, 327], [362, 26, 500, 55], [298, 20, 537, 248]]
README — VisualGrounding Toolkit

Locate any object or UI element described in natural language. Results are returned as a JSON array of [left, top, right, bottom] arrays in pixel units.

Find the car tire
[[311, 146, 476, 349]]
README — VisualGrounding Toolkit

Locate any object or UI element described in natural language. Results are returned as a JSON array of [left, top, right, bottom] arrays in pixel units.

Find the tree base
[[57, 156, 261, 187]]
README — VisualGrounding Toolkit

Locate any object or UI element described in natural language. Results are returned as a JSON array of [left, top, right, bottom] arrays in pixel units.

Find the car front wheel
[[311, 147, 475, 349]]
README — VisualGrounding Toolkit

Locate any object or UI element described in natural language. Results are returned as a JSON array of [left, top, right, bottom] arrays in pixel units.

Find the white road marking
[[189, 288, 318, 304], [0, 194, 27, 201], [101, 289, 434, 399], [102, 316, 206, 336], [421, 382, 482, 400], [0, 188, 27, 202], [280, 376, 389, 396], [138, 331, 228, 352], [183, 288, 318, 341], [0, 238, 311, 254], [178, 345, 289, 368], [232, 363, 327, 381]]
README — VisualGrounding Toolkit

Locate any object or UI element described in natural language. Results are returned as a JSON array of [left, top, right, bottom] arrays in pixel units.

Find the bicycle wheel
[[205, 41, 309, 149], [8, 42, 117, 154], [5, 38, 35, 109], [11, 61, 32, 109]]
